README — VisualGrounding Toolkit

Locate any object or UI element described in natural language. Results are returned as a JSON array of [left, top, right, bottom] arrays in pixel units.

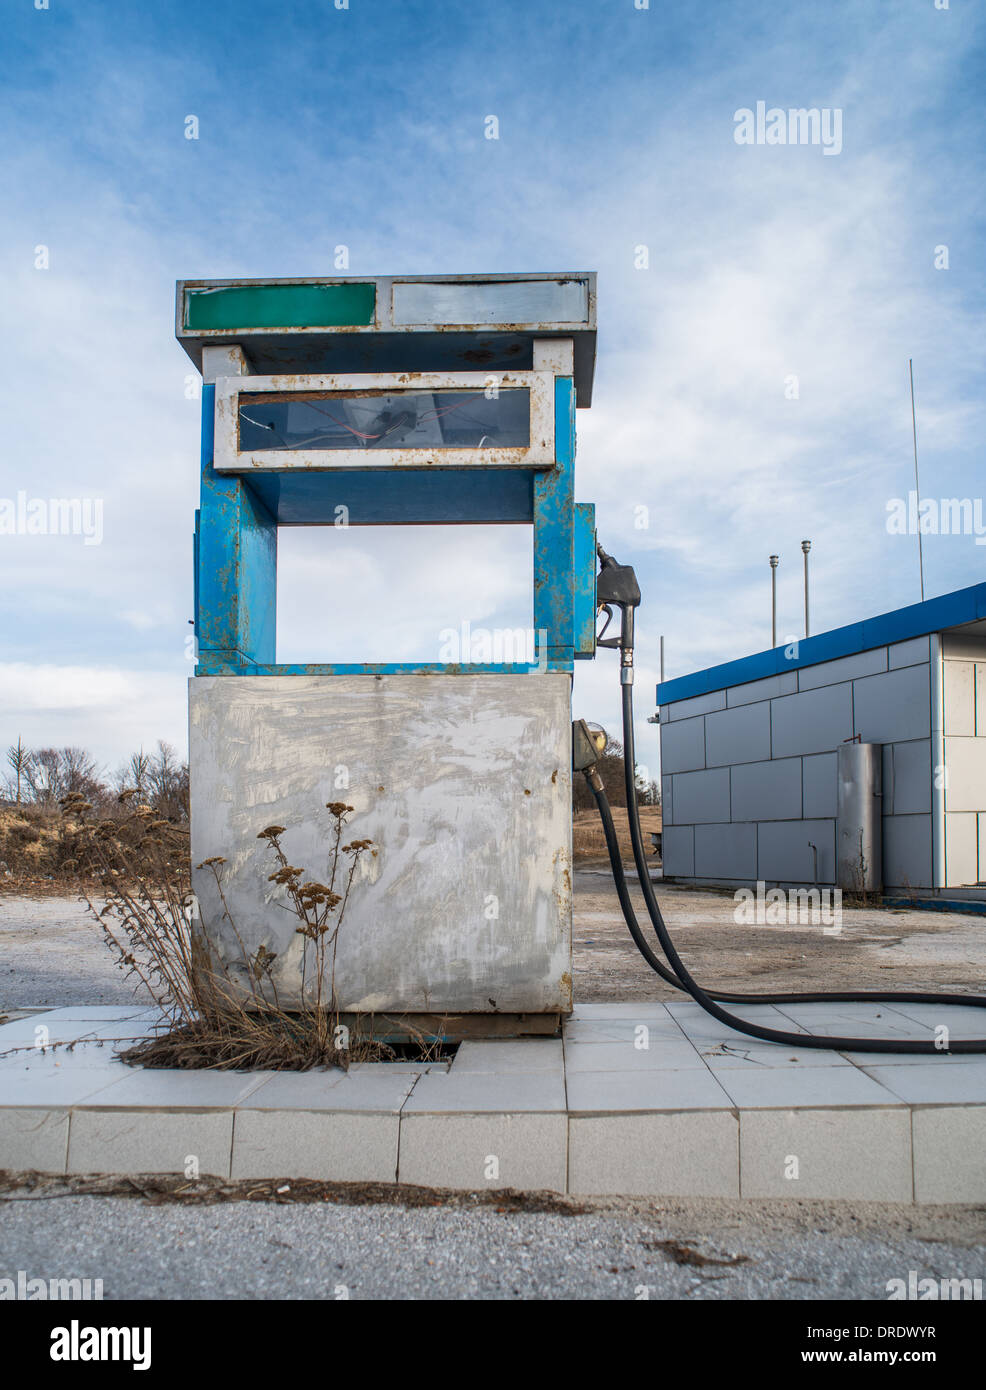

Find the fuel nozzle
[[595, 543, 640, 679]]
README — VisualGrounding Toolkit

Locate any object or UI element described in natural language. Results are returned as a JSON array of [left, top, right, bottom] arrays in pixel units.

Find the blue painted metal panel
[[657, 581, 986, 705], [573, 502, 596, 659], [202, 661, 548, 676], [248, 468, 534, 526], [533, 378, 576, 671], [194, 376, 593, 677], [196, 385, 277, 671]]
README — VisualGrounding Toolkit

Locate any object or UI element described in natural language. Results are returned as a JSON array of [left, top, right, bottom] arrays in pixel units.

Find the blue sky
[[1, 0, 984, 776]]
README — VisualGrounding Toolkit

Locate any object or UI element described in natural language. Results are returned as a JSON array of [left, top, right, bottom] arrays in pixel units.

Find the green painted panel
[[185, 283, 376, 331]]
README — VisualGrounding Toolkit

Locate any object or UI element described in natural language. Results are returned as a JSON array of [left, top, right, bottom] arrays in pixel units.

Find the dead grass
[[573, 805, 662, 865], [58, 792, 427, 1071], [0, 1169, 588, 1214]]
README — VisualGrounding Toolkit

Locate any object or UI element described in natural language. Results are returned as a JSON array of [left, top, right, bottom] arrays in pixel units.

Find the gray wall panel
[[662, 824, 694, 877], [888, 739, 932, 815], [730, 757, 802, 822], [660, 714, 706, 774], [770, 683, 853, 758], [705, 701, 771, 768], [803, 752, 837, 818], [889, 635, 930, 670], [663, 689, 726, 721], [672, 767, 730, 824], [757, 819, 835, 884], [883, 814, 933, 889], [694, 822, 757, 880], [726, 671, 797, 706], [798, 647, 887, 691], [853, 663, 931, 744]]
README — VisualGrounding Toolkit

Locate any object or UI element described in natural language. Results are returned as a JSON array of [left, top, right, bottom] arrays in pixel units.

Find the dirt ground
[[574, 867, 986, 1002], [2, 866, 985, 1011]]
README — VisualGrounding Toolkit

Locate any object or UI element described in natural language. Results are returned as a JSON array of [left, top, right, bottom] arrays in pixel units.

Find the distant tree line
[[571, 739, 660, 813], [3, 737, 189, 822]]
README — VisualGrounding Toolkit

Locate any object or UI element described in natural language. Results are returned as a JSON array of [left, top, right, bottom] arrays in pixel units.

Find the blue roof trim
[[657, 581, 986, 706]]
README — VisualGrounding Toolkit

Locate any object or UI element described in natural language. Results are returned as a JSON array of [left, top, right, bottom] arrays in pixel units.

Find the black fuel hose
[[587, 625, 986, 1053]]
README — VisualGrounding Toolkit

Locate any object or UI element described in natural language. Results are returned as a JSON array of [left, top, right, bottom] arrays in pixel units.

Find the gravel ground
[[2, 1192, 985, 1300]]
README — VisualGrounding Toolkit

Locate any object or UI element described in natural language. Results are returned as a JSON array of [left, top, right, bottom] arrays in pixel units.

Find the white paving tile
[[0, 1063, 131, 1107], [874, 1003, 986, 1039], [563, 1016, 686, 1044], [399, 1112, 567, 1191], [0, 1108, 70, 1172], [14, 1006, 154, 1022], [243, 1070, 415, 1113], [699, 1041, 855, 1070], [569, 1112, 739, 1197], [566, 1067, 732, 1114], [401, 1070, 566, 1113], [860, 1063, 986, 1106], [67, 1108, 233, 1178], [233, 1110, 399, 1182], [912, 1107, 986, 1203], [564, 1039, 708, 1072], [716, 1065, 904, 1109], [740, 1108, 912, 1200], [569, 1002, 677, 1021], [452, 1040, 563, 1073], [74, 1068, 271, 1109]]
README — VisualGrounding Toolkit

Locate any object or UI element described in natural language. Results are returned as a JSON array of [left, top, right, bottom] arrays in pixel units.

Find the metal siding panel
[[726, 671, 797, 706], [945, 812, 979, 886], [694, 823, 757, 880], [705, 702, 770, 767], [944, 736, 986, 812], [757, 820, 835, 884], [730, 758, 803, 822], [770, 683, 854, 758], [883, 814, 933, 889], [662, 824, 694, 876], [802, 752, 838, 818], [853, 664, 931, 744], [672, 768, 730, 824], [889, 740, 932, 815], [664, 689, 727, 721], [889, 636, 930, 670], [797, 647, 887, 691], [660, 716, 706, 774], [943, 659, 976, 736]]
